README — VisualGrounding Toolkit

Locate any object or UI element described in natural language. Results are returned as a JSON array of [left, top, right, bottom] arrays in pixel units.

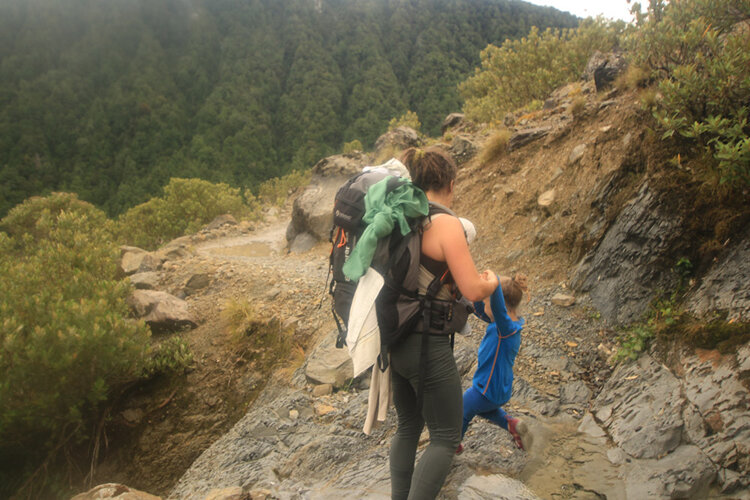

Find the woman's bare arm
[[422, 215, 497, 302]]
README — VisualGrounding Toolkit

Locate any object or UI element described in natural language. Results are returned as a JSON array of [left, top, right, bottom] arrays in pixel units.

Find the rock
[[571, 183, 683, 325], [687, 224, 750, 322], [304, 330, 352, 387], [441, 112, 465, 135], [120, 248, 148, 275], [680, 346, 750, 474], [508, 126, 552, 151], [560, 380, 591, 405], [205, 214, 238, 231], [312, 384, 333, 397], [568, 144, 586, 165], [287, 153, 369, 243], [127, 290, 197, 333], [204, 487, 244, 500], [458, 474, 541, 499], [374, 126, 422, 154], [288, 409, 299, 420], [593, 355, 684, 459], [449, 135, 478, 164], [624, 445, 716, 499], [578, 413, 606, 438], [289, 232, 317, 254], [551, 293, 575, 307], [128, 272, 160, 290], [512, 377, 560, 416], [71, 483, 161, 500], [121, 408, 145, 425], [184, 273, 210, 295], [582, 51, 628, 91], [137, 253, 162, 273], [537, 189, 555, 208]]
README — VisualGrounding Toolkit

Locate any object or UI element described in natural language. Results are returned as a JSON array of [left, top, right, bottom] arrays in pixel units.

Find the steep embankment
[[78, 76, 749, 499]]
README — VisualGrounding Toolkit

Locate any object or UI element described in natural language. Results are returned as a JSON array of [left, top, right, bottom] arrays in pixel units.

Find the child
[[457, 273, 529, 454]]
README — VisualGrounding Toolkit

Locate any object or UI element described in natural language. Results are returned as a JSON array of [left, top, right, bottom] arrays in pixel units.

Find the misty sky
[[524, 0, 636, 22]]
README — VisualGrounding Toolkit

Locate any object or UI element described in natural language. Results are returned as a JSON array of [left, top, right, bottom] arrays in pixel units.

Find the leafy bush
[[221, 300, 291, 367], [460, 18, 623, 124], [116, 178, 251, 250], [142, 336, 194, 379], [256, 169, 311, 207], [0, 194, 151, 492], [628, 0, 750, 186], [388, 110, 421, 132]]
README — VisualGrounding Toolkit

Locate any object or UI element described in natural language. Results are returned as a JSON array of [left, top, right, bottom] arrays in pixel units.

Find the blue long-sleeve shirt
[[471, 283, 524, 406]]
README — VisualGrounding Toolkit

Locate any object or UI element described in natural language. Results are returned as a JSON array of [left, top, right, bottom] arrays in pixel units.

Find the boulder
[[593, 355, 685, 459], [571, 183, 683, 325], [537, 189, 556, 208], [205, 214, 238, 231], [71, 483, 161, 500], [128, 290, 197, 333], [287, 153, 369, 243], [449, 135, 479, 165], [441, 112, 465, 135], [374, 126, 421, 154], [289, 232, 317, 254], [128, 271, 160, 290], [183, 273, 210, 295], [304, 330, 353, 387], [582, 51, 628, 91], [551, 293, 575, 307], [120, 247, 148, 275], [508, 127, 552, 151]]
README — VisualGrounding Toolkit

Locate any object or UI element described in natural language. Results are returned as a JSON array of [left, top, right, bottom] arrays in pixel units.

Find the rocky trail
[[87, 71, 750, 499]]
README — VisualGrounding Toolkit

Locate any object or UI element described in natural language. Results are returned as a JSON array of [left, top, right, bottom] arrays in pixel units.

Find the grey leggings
[[389, 333, 463, 500]]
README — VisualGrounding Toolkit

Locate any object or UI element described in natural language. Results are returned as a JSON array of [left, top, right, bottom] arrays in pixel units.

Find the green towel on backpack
[[342, 177, 428, 281]]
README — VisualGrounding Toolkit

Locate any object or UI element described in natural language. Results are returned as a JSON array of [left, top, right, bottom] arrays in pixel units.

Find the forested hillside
[[0, 0, 577, 217]]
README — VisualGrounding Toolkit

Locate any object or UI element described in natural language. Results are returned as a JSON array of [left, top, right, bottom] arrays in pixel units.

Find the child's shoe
[[455, 443, 464, 455], [506, 417, 529, 451]]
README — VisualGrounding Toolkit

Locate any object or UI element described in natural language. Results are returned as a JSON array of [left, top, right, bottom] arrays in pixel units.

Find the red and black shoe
[[506, 416, 528, 451]]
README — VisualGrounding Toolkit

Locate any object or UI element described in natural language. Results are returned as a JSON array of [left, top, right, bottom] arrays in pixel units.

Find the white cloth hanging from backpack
[[363, 362, 391, 435], [346, 266, 384, 377]]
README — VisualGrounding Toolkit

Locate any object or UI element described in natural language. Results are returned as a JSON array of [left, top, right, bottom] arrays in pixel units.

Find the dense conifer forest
[[0, 0, 577, 216]]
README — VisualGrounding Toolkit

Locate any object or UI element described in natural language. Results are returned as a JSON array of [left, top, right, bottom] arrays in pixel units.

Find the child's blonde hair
[[501, 273, 528, 310]]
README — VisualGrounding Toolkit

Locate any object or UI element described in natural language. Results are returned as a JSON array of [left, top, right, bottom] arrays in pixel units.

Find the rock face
[[287, 152, 369, 244], [571, 183, 683, 325], [582, 51, 628, 91], [458, 474, 541, 500], [374, 126, 421, 154], [449, 135, 478, 164], [128, 290, 197, 333], [688, 224, 750, 321], [303, 330, 353, 388], [441, 112, 465, 135], [591, 348, 750, 496], [508, 126, 552, 151]]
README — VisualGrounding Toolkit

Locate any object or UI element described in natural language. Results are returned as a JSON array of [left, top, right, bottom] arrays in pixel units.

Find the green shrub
[[0, 194, 151, 493], [460, 18, 623, 124], [142, 336, 194, 379], [388, 110, 421, 132], [116, 178, 251, 250], [342, 139, 363, 154], [627, 0, 750, 186], [256, 169, 312, 207]]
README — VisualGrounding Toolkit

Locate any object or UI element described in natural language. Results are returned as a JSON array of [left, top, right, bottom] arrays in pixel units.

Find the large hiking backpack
[[327, 169, 471, 356]]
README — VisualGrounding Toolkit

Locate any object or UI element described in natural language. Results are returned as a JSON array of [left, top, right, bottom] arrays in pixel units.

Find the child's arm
[[489, 279, 516, 336]]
